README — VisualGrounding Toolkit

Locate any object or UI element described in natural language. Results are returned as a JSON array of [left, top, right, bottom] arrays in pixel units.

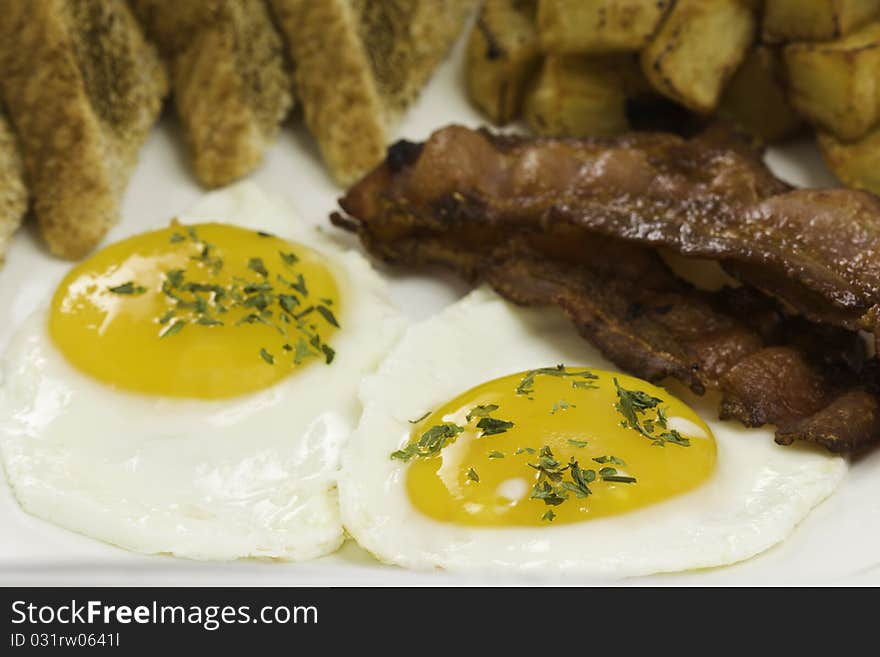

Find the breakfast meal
[[2, 2, 880, 583], [0, 184, 403, 560], [466, 0, 880, 195]]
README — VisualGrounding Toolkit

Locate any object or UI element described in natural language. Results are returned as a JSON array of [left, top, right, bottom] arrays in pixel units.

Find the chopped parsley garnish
[[526, 445, 638, 520], [599, 467, 637, 484], [152, 236, 338, 369], [542, 509, 556, 522], [515, 447, 536, 455], [488, 450, 505, 459], [593, 455, 626, 466], [613, 378, 690, 447], [465, 404, 499, 422], [316, 305, 339, 328], [567, 439, 588, 448], [159, 319, 185, 339], [466, 468, 480, 482], [551, 399, 575, 414], [248, 257, 269, 278], [516, 365, 599, 396], [390, 423, 465, 462], [476, 416, 515, 436], [108, 282, 147, 295], [408, 411, 431, 424]]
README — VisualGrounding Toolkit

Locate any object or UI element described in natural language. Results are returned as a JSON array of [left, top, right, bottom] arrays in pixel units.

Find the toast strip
[[0, 0, 167, 260], [131, 0, 294, 188]]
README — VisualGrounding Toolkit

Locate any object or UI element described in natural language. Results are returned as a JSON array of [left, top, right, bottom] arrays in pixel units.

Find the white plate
[[2, 32, 879, 586]]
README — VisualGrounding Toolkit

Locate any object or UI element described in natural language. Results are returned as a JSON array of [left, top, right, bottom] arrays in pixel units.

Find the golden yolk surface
[[403, 367, 716, 526], [49, 223, 340, 399]]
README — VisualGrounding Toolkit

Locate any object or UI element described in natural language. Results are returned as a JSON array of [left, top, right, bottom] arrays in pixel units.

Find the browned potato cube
[[763, 0, 880, 43], [784, 21, 880, 140], [640, 0, 757, 113], [466, 0, 540, 124], [524, 55, 629, 136], [536, 0, 671, 53], [818, 128, 880, 194]]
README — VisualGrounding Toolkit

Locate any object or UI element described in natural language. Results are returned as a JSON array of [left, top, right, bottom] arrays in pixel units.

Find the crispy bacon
[[339, 125, 880, 332], [333, 126, 880, 453]]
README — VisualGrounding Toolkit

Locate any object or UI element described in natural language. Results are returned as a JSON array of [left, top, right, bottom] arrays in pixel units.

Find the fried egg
[[340, 287, 846, 578], [0, 183, 404, 561]]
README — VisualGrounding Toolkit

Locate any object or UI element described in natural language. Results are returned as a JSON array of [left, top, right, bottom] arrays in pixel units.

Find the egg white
[[339, 287, 847, 578], [0, 183, 406, 561]]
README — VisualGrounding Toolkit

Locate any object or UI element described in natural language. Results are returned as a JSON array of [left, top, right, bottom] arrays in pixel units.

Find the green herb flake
[[567, 439, 588, 448], [248, 257, 269, 278], [488, 451, 505, 459], [593, 455, 626, 466], [159, 320, 185, 339], [169, 232, 186, 243], [516, 364, 599, 396], [390, 422, 465, 462], [316, 305, 340, 328], [293, 339, 313, 365], [158, 310, 176, 325], [280, 251, 299, 266], [408, 411, 431, 424], [259, 348, 275, 365], [515, 447, 537, 455], [466, 404, 499, 422], [476, 416, 515, 436], [466, 468, 480, 482], [613, 378, 691, 448], [108, 281, 147, 295], [541, 509, 556, 522], [551, 399, 575, 414]]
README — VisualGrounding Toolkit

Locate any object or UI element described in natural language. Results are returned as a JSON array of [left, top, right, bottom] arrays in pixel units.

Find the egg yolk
[[401, 366, 716, 526], [49, 223, 340, 399]]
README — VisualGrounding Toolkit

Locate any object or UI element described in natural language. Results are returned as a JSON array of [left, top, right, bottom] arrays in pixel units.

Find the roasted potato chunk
[[466, 0, 540, 124], [818, 128, 880, 194], [524, 55, 629, 137], [784, 22, 880, 141], [718, 46, 802, 142], [763, 0, 880, 43], [640, 0, 756, 113], [536, 0, 671, 53]]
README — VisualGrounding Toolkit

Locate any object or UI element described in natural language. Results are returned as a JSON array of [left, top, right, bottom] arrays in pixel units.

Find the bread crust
[[270, 0, 475, 185], [270, 0, 388, 185], [0, 108, 28, 263], [0, 0, 167, 260], [131, 0, 294, 188]]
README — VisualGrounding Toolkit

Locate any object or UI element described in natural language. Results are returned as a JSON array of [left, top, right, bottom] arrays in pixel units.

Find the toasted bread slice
[[270, 0, 475, 184], [0, 107, 28, 263], [0, 0, 167, 260], [131, 0, 294, 188]]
